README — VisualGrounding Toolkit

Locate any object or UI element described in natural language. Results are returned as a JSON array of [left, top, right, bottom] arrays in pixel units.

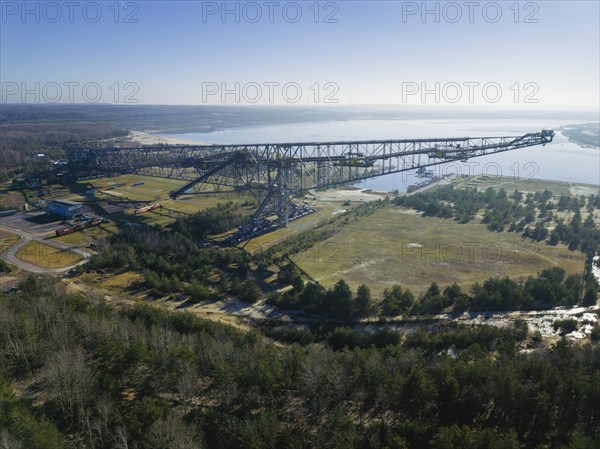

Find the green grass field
[[296, 205, 585, 297], [10, 174, 255, 237], [16, 241, 83, 269], [0, 230, 21, 254], [52, 230, 92, 246]]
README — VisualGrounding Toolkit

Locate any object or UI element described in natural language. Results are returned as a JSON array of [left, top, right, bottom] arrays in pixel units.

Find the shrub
[[553, 318, 578, 335]]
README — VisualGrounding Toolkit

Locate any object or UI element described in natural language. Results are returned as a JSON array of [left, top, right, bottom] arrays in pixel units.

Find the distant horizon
[[2, 102, 599, 112], [3, 2, 598, 108]]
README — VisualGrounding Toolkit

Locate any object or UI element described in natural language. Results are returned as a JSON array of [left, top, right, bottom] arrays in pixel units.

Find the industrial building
[[47, 199, 83, 219]]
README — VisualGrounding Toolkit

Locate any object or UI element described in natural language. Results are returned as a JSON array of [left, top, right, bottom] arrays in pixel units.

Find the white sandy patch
[[310, 188, 388, 203], [116, 131, 209, 146], [460, 305, 600, 339]]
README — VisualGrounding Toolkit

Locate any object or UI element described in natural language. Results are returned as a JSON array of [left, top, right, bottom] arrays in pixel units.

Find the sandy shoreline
[[115, 131, 209, 146]]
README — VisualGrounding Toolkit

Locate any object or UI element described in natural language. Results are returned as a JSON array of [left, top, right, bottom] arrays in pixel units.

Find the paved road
[[0, 224, 92, 274]]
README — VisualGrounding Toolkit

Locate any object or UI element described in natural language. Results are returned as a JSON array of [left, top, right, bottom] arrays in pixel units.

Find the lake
[[157, 118, 599, 192]]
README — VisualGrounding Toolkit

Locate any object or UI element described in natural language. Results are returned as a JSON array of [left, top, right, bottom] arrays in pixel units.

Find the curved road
[[1, 225, 92, 274]]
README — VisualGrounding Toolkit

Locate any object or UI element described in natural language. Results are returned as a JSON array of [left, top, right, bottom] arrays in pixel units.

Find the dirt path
[[60, 278, 257, 330]]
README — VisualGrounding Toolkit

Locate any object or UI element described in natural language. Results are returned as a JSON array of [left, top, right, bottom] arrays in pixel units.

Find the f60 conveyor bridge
[[65, 129, 554, 239]]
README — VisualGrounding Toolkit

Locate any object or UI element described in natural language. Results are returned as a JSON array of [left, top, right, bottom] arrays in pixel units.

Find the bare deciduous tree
[[44, 347, 93, 422], [146, 415, 204, 449]]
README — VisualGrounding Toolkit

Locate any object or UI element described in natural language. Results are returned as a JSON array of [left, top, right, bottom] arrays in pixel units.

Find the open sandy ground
[[110, 131, 209, 146]]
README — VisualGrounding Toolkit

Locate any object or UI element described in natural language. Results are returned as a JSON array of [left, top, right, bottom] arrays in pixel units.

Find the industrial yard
[[3, 1, 599, 447]]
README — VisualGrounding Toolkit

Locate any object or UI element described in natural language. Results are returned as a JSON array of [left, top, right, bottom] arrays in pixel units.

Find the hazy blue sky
[[2, 1, 599, 108]]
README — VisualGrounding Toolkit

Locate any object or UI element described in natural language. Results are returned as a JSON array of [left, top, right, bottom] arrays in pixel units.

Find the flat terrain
[[461, 175, 600, 196], [109, 130, 209, 146], [0, 230, 21, 254], [461, 175, 600, 225], [296, 205, 585, 297], [308, 187, 390, 203], [293, 176, 595, 296], [1, 175, 595, 301], [0, 174, 252, 246], [15, 240, 83, 269]]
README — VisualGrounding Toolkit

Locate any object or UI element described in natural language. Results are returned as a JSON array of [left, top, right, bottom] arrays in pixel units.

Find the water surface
[[158, 118, 599, 191]]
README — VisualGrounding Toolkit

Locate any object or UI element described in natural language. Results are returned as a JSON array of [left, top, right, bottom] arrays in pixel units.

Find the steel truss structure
[[65, 130, 554, 240]]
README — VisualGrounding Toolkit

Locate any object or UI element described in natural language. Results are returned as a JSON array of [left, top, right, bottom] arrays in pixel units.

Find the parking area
[[1, 211, 66, 237]]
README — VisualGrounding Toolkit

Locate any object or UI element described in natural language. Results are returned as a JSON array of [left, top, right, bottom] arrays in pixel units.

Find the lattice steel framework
[[65, 130, 554, 234]]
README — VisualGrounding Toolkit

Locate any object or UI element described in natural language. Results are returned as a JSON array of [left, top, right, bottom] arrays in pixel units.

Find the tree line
[[79, 198, 598, 318], [396, 186, 600, 253], [270, 265, 598, 319], [1, 277, 599, 448], [395, 185, 600, 300]]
